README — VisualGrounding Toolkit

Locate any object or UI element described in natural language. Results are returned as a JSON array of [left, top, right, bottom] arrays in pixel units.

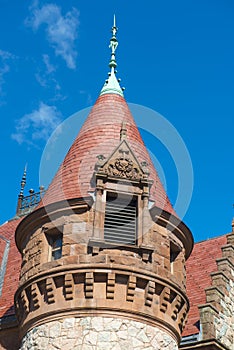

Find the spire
[[109, 14, 118, 69], [16, 164, 27, 215], [38, 17, 176, 217], [19, 164, 27, 198], [100, 15, 124, 97]]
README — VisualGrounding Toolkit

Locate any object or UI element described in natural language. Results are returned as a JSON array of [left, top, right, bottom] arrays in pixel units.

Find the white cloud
[[26, 3, 79, 69], [35, 53, 60, 91], [0, 50, 15, 93], [0, 50, 14, 60], [11, 102, 62, 145], [43, 54, 56, 74]]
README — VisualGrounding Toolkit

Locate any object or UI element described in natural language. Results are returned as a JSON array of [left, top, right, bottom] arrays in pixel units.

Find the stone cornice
[[15, 264, 189, 342], [150, 207, 194, 259]]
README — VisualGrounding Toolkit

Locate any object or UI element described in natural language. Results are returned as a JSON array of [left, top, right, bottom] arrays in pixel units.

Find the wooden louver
[[104, 194, 137, 245]]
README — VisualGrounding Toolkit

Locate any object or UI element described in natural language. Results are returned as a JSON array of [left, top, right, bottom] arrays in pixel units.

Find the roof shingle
[[39, 94, 175, 216]]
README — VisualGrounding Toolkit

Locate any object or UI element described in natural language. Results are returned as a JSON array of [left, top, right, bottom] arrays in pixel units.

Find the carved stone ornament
[[107, 156, 140, 179], [99, 140, 146, 181]]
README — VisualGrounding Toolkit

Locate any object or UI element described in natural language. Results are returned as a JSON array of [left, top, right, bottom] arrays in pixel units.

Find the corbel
[[106, 273, 115, 299], [160, 286, 170, 313], [145, 280, 155, 306], [126, 275, 136, 302]]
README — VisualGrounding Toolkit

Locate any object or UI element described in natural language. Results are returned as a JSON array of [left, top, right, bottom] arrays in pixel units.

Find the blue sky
[[0, 0, 233, 242]]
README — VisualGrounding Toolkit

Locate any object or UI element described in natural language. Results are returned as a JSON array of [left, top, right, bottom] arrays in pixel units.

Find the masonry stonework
[[20, 317, 178, 350], [198, 232, 234, 350], [12, 20, 194, 350]]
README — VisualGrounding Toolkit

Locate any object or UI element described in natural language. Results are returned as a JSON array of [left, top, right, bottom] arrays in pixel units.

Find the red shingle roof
[[0, 218, 22, 318], [183, 235, 227, 337], [39, 93, 175, 216]]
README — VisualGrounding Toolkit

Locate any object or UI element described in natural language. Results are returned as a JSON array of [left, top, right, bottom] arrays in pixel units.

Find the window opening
[[47, 233, 62, 261], [104, 193, 137, 245]]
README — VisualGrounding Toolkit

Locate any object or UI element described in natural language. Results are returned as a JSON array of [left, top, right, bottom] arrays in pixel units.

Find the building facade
[[0, 20, 233, 350]]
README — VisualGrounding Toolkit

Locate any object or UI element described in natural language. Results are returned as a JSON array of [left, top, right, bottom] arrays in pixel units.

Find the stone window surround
[[104, 191, 138, 246], [92, 172, 152, 249], [42, 226, 64, 263]]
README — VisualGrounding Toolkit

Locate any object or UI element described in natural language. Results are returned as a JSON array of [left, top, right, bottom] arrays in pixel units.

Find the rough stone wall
[[20, 317, 178, 350], [214, 268, 234, 349], [199, 232, 234, 350]]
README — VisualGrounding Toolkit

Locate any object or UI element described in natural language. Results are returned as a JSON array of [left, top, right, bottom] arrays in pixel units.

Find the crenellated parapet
[[198, 231, 234, 349]]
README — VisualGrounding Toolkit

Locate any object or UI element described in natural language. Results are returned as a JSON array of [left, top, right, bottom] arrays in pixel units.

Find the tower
[[14, 18, 193, 349]]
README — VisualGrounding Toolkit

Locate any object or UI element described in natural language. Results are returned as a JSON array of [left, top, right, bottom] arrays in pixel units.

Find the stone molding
[[15, 264, 189, 342], [150, 207, 193, 260]]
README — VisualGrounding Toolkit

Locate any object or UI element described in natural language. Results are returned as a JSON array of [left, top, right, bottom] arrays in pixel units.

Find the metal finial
[[100, 16, 124, 97], [109, 15, 118, 69], [19, 164, 27, 197]]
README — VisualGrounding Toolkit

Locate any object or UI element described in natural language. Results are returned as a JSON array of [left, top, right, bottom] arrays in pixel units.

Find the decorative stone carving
[[20, 289, 29, 313], [85, 272, 94, 298], [178, 303, 188, 332], [107, 156, 140, 179], [160, 286, 170, 313], [145, 280, 155, 307], [171, 295, 182, 321], [127, 275, 136, 302], [31, 283, 40, 310], [106, 273, 115, 299], [15, 269, 188, 341], [45, 277, 55, 304], [97, 140, 148, 181], [64, 274, 74, 300]]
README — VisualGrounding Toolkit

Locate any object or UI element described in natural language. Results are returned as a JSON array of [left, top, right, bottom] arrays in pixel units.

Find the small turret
[[14, 18, 193, 350]]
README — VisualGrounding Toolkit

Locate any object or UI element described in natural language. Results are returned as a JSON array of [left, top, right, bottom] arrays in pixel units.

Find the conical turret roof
[[40, 93, 175, 215], [39, 18, 175, 216]]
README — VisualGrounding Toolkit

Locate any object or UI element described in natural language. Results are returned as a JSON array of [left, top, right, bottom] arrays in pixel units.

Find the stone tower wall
[[20, 317, 178, 350], [15, 141, 192, 349]]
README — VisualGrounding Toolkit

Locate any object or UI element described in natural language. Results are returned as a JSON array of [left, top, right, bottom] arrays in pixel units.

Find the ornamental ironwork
[[17, 188, 46, 216]]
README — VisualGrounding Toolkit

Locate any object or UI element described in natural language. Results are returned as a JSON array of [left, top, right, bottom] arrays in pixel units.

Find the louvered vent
[[104, 193, 137, 245]]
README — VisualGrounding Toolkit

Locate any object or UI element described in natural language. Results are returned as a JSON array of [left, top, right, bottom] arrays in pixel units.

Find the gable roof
[[183, 234, 227, 337]]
